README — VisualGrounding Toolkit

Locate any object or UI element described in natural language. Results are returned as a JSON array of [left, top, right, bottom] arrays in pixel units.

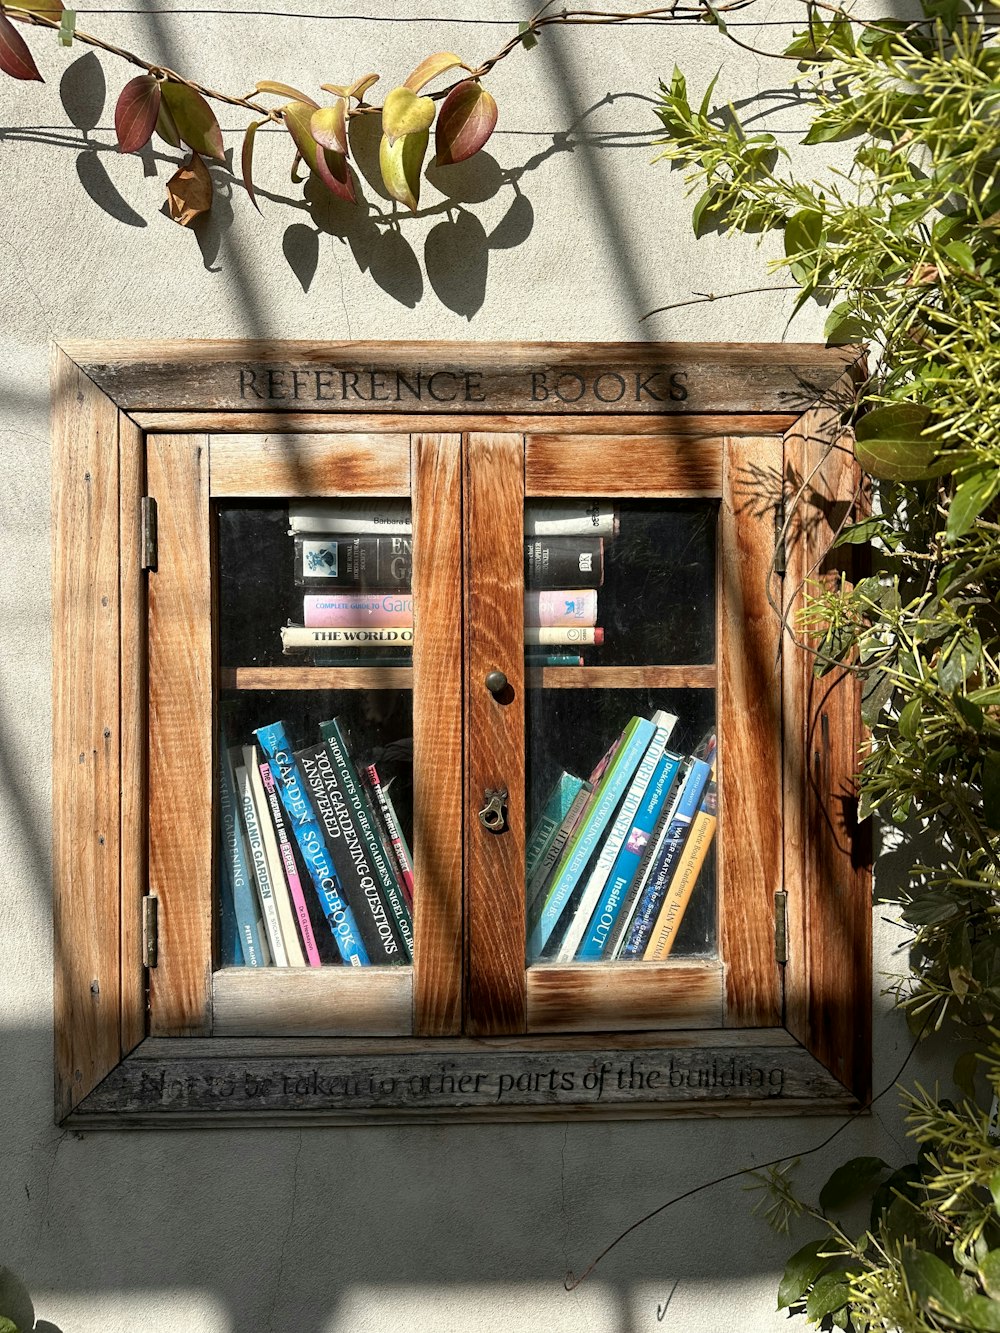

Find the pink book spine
[[259, 761, 323, 967], [365, 762, 415, 909], [524, 589, 598, 627], [303, 593, 414, 628]]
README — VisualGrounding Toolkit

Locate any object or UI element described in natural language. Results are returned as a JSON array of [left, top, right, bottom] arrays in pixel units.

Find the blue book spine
[[527, 717, 656, 961], [218, 741, 266, 967], [255, 721, 370, 967], [575, 751, 682, 961], [217, 846, 245, 966], [526, 772, 586, 884], [618, 758, 712, 959]]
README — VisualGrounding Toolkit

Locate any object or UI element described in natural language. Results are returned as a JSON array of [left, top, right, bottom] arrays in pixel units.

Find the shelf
[[526, 959, 724, 1032], [213, 965, 413, 1036], [525, 665, 716, 690], [220, 666, 414, 691]]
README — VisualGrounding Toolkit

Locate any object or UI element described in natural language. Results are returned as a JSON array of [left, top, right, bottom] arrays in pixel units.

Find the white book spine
[[524, 501, 617, 537], [235, 755, 289, 967], [288, 499, 412, 534], [245, 747, 305, 967]]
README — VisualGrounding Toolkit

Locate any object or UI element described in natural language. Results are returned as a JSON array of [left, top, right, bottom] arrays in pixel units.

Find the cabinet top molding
[[60, 340, 860, 416]]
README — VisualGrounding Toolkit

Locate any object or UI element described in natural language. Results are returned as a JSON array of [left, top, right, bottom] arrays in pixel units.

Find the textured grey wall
[[0, 3, 942, 1329]]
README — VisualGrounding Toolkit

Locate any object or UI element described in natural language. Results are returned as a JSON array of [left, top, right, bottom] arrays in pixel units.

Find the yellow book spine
[[643, 787, 718, 961]]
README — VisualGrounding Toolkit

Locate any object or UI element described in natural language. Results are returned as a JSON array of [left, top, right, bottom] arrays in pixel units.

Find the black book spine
[[295, 535, 412, 589], [524, 536, 604, 589]]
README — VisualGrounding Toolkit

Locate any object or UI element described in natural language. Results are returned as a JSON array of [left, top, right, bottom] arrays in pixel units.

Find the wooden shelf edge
[[526, 665, 717, 690], [221, 666, 413, 691]]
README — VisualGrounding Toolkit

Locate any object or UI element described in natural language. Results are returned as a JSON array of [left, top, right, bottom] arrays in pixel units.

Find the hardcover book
[[245, 744, 306, 967], [524, 536, 604, 589], [294, 535, 412, 590], [303, 592, 413, 628], [364, 762, 415, 910], [282, 625, 414, 652], [525, 771, 588, 887], [234, 750, 289, 967], [218, 737, 268, 967], [524, 589, 598, 627], [524, 626, 604, 647], [643, 775, 718, 960]]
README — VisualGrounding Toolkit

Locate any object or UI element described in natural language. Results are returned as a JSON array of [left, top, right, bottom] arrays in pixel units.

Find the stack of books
[[526, 710, 717, 964], [219, 714, 415, 968], [524, 500, 617, 666]]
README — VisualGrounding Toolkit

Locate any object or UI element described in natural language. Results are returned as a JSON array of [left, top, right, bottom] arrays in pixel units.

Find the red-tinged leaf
[[310, 99, 347, 154], [435, 80, 497, 165], [160, 80, 225, 163], [321, 72, 379, 102], [0, 12, 42, 81], [241, 118, 265, 212], [154, 97, 180, 147], [165, 149, 213, 226], [404, 50, 466, 92], [256, 79, 317, 108], [283, 101, 356, 203], [115, 75, 161, 153]]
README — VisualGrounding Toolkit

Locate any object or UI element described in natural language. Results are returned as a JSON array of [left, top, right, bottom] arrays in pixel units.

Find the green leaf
[[832, 516, 882, 546], [778, 1238, 830, 1309], [964, 1295, 1000, 1332], [382, 85, 435, 143], [0, 1319, 19, 1333], [805, 1274, 850, 1322], [938, 626, 982, 693], [819, 1156, 889, 1212], [379, 128, 428, 210], [953, 1049, 978, 1098], [517, 20, 538, 50], [948, 464, 999, 542], [435, 80, 498, 166], [824, 301, 866, 346], [691, 188, 717, 237], [903, 894, 959, 925], [160, 81, 225, 163], [853, 404, 945, 482], [898, 697, 922, 741], [784, 208, 823, 283], [943, 239, 976, 272], [979, 1250, 1000, 1299], [954, 691, 983, 731], [990, 1168, 1000, 1213], [154, 97, 180, 148], [698, 68, 720, 118], [984, 752, 1000, 832], [901, 1249, 968, 1317]]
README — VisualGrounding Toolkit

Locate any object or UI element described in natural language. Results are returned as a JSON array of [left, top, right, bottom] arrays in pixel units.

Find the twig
[[641, 284, 802, 318]]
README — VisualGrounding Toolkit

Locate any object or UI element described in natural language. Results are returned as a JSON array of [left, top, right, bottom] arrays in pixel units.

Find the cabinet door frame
[[52, 339, 869, 1125]]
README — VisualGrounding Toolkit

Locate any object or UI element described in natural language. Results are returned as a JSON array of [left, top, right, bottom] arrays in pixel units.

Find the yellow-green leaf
[[6, 0, 63, 16], [311, 99, 348, 154], [382, 86, 434, 144], [160, 81, 225, 162], [154, 97, 180, 148], [283, 101, 355, 203], [323, 72, 379, 101], [404, 50, 466, 92], [379, 128, 428, 210], [241, 118, 265, 212], [256, 79, 317, 108], [435, 79, 497, 165], [165, 150, 213, 226]]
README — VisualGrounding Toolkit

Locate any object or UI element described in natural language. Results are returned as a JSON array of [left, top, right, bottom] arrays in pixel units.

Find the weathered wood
[[783, 390, 871, 1102], [119, 412, 147, 1058], [213, 968, 413, 1036], [526, 962, 723, 1032], [720, 437, 785, 1028], [72, 1030, 855, 1121], [133, 411, 802, 435], [526, 436, 722, 496], [209, 433, 409, 497], [465, 433, 527, 1035], [52, 347, 123, 1120], [525, 666, 716, 690], [63, 340, 857, 414], [146, 436, 213, 1036], [411, 434, 464, 1036], [220, 667, 413, 691]]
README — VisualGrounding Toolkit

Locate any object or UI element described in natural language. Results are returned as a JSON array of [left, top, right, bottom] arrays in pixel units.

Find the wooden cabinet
[[52, 340, 870, 1125]]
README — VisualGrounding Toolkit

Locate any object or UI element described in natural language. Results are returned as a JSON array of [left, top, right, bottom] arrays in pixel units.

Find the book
[[524, 589, 598, 627], [320, 717, 414, 962], [643, 774, 718, 960], [254, 721, 370, 967], [234, 750, 289, 966], [617, 755, 714, 959], [294, 535, 412, 589], [524, 653, 586, 666], [245, 745, 306, 967], [218, 738, 268, 967], [297, 743, 405, 964], [524, 626, 604, 647], [553, 711, 678, 962], [365, 762, 415, 909], [258, 757, 323, 967], [289, 498, 412, 534], [600, 781, 677, 961], [574, 750, 683, 961], [526, 771, 588, 887], [304, 592, 413, 628], [527, 716, 658, 961], [525, 536, 604, 589], [524, 501, 619, 537], [282, 625, 414, 652]]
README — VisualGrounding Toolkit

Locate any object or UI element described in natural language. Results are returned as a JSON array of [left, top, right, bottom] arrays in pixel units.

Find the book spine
[[294, 535, 412, 589], [524, 536, 604, 589], [526, 782, 594, 925], [246, 746, 306, 967], [554, 714, 677, 962], [282, 625, 414, 651], [525, 772, 586, 885], [320, 719, 414, 961], [574, 751, 682, 961], [524, 501, 618, 537], [259, 758, 323, 967], [218, 857, 243, 966], [218, 742, 267, 966], [298, 744, 405, 964], [365, 762, 415, 909], [601, 784, 676, 960], [288, 498, 412, 534], [527, 716, 657, 961], [303, 592, 413, 628], [524, 653, 586, 666], [235, 755, 290, 966], [524, 626, 604, 647], [254, 722, 370, 967], [524, 589, 598, 627], [643, 778, 719, 960], [618, 758, 713, 959]]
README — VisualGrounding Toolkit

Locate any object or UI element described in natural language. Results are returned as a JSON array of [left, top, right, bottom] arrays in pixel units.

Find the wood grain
[[213, 967, 412, 1036], [146, 436, 213, 1036], [134, 411, 802, 435], [221, 667, 413, 691], [526, 962, 723, 1032], [719, 437, 785, 1028], [525, 666, 716, 690], [526, 436, 722, 496], [411, 434, 464, 1036], [51, 347, 123, 1120], [209, 433, 409, 497], [465, 433, 527, 1035]]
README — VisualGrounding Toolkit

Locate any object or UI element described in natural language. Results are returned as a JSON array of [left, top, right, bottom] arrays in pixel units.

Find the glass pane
[[216, 499, 414, 969], [524, 499, 718, 967]]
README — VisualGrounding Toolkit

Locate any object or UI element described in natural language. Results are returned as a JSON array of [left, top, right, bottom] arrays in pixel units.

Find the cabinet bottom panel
[[526, 960, 724, 1033], [213, 966, 413, 1036]]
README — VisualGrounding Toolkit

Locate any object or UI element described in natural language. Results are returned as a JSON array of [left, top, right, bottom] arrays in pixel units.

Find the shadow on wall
[[0, 1267, 62, 1333]]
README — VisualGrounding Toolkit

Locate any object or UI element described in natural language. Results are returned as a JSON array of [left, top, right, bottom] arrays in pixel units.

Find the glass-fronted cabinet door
[[146, 431, 462, 1040]]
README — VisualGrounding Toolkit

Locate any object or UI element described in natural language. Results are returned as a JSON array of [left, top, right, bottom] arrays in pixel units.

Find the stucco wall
[[0, 3, 944, 1330]]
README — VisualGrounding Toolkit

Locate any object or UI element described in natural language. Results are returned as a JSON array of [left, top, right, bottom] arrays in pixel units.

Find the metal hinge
[[774, 890, 788, 965], [140, 496, 158, 572], [142, 894, 158, 969], [773, 495, 786, 577]]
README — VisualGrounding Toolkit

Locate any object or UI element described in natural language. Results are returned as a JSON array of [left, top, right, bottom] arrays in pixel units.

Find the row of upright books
[[527, 711, 717, 964], [219, 715, 414, 967], [276, 498, 618, 663]]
